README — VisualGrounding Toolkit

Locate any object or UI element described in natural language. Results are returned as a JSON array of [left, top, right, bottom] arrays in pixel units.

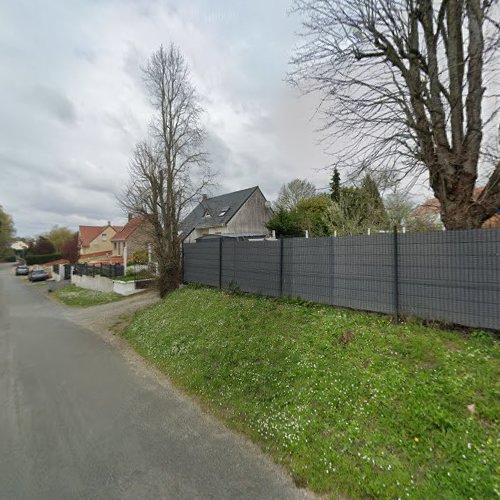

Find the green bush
[[0, 247, 16, 262], [128, 250, 148, 265], [25, 253, 61, 265]]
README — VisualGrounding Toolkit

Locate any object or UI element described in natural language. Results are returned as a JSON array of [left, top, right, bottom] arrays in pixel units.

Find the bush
[[0, 247, 16, 262], [25, 253, 61, 265], [128, 250, 148, 265]]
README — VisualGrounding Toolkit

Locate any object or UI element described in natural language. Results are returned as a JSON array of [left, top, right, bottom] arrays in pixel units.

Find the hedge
[[25, 253, 62, 265], [0, 255, 16, 263]]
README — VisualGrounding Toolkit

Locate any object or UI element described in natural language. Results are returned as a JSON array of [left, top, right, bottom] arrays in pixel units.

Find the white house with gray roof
[[180, 186, 273, 243]]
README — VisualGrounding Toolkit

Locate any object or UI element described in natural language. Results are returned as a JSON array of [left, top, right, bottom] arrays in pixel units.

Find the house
[[180, 186, 273, 243], [10, 240, 28, 256], [79, 222, 123, 256], [111, 215, 151, 261], [415, 187, 500, 228]]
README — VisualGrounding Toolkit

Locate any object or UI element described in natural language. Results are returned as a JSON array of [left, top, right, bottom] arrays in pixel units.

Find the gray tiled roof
[[180, 186, 260, 239]]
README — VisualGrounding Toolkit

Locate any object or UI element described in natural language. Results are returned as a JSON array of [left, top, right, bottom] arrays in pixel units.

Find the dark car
[[29, 270, 49, 282], [15, 265, 29, 276]]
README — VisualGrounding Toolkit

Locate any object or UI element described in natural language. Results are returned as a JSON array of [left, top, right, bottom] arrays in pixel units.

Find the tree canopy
[[61, 233, 79, 264], [0, 205, 15, 246], [275, 179, 317, 210], [0, 206, 15, 260], [268, 174, 390, 237], [44, 226, 74, 252], [29, 236, 56, 256]]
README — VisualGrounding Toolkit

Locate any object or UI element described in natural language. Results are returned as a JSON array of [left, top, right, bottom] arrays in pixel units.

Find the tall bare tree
[[290, 0, 500, 229], [275, 178, 317, 210], [120, 45, 212, 296]]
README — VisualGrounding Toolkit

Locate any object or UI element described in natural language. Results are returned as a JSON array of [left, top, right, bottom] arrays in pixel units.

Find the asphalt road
[[0, 264, 310, 500]]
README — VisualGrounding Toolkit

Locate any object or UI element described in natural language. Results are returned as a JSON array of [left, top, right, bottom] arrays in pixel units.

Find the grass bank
[[121, 286, 499, 499], [52, 284, 125, 307]]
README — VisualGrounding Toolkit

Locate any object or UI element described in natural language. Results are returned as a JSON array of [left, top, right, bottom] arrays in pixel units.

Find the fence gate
[[64, 264, 71, 280]]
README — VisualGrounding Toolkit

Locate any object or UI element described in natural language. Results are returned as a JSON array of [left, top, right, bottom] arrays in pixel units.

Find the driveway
[[0, 264, 311, 499]]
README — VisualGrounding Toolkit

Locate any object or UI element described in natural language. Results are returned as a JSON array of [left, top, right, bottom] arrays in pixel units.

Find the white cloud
[[0, 0, 334, 236]]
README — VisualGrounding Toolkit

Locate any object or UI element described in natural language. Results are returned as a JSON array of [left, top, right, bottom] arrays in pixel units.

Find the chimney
[[107, 220, 111, 226], [201, 194, 208, 201], [128, 213, 133, 222]]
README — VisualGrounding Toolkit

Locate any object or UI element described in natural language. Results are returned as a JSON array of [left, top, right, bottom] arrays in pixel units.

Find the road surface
[[0, 264, 310, 499]]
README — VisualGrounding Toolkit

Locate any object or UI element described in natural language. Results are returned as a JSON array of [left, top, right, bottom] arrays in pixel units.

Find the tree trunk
[[440, 201, 484, 229]]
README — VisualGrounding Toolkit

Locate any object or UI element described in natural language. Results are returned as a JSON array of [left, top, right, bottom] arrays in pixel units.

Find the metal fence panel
[[222, 240, 281, 296], [182, 229, 500, 330], [183, 240, 220, 287], [331, 234, 394, 314], [283, 238, 333, 304], [398, 229, 500, 330]]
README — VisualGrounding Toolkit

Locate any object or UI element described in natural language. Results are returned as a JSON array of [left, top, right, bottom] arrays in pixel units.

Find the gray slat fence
[[182, 229, 500, 330]]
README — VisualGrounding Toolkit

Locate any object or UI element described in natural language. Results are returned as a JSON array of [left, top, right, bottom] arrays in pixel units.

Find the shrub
[[0, 247, 16, 262], [128, 250, 148, 265]]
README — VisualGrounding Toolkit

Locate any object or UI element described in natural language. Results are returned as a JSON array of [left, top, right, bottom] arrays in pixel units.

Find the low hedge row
[[25, 253, 61, 265]]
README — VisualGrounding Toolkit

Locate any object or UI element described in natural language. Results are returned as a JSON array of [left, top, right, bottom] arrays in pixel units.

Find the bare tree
[[290, 0, 500, 229], [120, 45, 213, 296], [384, 190, 442, 230], [275, 178, 317, 210]]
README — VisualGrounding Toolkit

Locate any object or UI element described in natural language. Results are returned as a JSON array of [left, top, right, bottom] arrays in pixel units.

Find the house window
[[218, 206, 229, 217], [102, 233, 107, 241]]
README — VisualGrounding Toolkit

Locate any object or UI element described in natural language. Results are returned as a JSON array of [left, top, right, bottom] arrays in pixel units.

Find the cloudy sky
[[0, 0, 344, 236]]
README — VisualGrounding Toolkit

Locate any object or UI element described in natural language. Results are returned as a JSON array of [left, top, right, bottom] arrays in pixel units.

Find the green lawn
[[121, 286, 499, 499], [52, 285, 125, 307]]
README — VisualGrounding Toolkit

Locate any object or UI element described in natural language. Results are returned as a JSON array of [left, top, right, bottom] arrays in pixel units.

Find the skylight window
[[218, 210, 227, 217]]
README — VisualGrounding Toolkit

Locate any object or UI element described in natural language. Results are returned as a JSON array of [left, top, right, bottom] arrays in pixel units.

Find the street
[[0, 264, 309, 500]]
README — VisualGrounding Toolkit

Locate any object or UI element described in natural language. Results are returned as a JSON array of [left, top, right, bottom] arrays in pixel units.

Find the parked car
[[15, 265, 29, 276], [29, 270, 49, 282]]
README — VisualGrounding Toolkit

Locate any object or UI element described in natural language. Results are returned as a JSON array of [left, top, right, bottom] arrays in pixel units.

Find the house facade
[[10, 240, 28, 256], [111, 215, 151, 260], [78, 223, 123, 256], [181, 186, 273, 243]]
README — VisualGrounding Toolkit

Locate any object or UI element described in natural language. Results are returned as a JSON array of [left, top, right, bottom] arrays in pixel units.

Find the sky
[[6, 1, 495, 237], [0, 0, 344, 237]]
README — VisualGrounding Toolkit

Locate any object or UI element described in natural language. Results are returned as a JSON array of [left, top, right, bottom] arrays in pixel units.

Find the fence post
[[181, 242, 185, 284], [279, 237, 284, 296], [219, 238, 223, 289], [393, 226, 400, 324]]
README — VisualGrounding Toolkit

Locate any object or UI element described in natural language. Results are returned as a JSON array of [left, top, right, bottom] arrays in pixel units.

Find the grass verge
[[52, 284, 125, 307], [121, 286, 499, 499]]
